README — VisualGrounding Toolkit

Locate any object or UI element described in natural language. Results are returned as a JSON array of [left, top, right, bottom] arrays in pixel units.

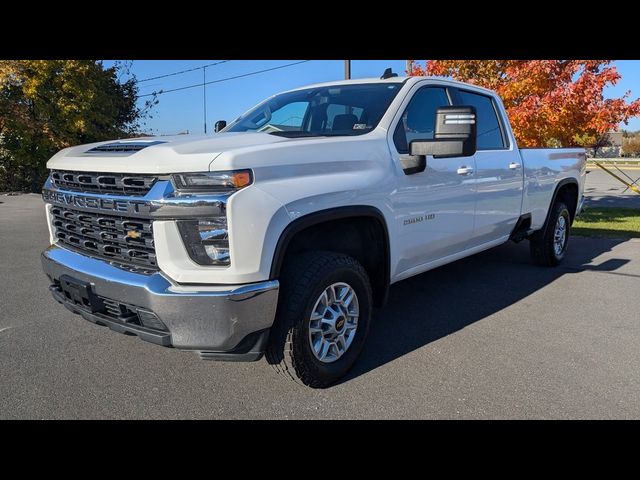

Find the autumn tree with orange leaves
[[408, 60, 640, 150]]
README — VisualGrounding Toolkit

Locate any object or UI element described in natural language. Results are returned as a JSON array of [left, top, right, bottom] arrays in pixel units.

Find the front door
[[389, 85, 477, 279]]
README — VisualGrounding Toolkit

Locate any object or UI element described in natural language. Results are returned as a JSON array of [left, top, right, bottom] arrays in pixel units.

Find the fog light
[[204, 244, 230, 263], [137, 309, 168, 331], [177, 218, 230, 266]]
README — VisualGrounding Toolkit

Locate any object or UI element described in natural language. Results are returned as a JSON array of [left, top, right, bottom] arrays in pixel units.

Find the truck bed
[[519, 148, 586, 229]]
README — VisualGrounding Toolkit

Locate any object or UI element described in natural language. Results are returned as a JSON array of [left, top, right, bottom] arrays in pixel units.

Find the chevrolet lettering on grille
[[42, 189, 150, 216]]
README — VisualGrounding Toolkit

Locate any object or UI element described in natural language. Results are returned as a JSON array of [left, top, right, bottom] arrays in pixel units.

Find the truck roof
[[283, 75, 498, 96]]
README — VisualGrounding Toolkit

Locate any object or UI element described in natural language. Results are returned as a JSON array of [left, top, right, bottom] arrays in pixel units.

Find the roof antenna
[[380, 68, 398, 79]]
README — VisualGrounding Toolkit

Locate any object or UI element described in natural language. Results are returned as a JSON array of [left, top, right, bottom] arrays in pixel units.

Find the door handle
[[457, 166, 474, 175], [509, 162, 521, 170]]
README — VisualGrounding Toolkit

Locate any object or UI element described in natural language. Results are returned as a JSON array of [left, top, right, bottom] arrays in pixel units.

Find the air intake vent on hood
[[86, 141, 165, 154]]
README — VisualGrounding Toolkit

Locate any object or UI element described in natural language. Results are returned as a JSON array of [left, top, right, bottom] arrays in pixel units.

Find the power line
[[136, 60, 230, 83], [139, 60, 311, 98]]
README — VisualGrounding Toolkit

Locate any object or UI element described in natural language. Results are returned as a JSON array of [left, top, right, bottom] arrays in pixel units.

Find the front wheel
[[266, 251, 372, 388], [529, 201, 571, 266]]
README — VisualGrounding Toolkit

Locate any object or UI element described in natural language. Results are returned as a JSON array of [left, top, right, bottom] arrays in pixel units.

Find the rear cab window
[[455, 90, 508, 150]]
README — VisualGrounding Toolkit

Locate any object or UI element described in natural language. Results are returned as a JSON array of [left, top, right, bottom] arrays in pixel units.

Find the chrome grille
[[51, 170, 157, 196], [50, 205, 157, 272]]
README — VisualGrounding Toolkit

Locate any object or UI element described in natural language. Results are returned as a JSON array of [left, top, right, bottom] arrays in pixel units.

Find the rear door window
[[457, 90, 506, 150]]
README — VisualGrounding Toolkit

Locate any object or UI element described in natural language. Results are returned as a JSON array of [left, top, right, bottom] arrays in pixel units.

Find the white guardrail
[[587, 157, 640, 165]]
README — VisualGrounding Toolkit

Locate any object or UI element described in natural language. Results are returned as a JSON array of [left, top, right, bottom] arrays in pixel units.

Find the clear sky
[[102, 60, 640, 136]]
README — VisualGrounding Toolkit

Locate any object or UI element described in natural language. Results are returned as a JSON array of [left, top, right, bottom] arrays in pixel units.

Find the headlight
[[172, 170, 251, 266], [172, 170, 252, 194], [177, 218, 230, 266]]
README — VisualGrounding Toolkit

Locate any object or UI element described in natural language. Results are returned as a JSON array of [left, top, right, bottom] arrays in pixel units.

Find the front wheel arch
[[269, 206, 391, 307]]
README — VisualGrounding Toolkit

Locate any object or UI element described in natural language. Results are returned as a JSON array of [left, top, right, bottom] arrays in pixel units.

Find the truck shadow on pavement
[[339, 236, 632, 384]]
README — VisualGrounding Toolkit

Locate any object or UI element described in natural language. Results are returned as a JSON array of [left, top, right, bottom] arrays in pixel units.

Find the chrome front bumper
[[41, 246, 279, 360]]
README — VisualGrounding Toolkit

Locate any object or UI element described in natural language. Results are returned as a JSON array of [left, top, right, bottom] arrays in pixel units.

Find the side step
[[510, 213, 534, 243]]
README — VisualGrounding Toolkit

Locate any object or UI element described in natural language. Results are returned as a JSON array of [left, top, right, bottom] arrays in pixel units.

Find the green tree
[[0, 60, 157, 192]]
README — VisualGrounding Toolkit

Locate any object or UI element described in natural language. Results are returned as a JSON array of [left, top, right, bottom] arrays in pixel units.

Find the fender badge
[[403, 214, 435, 226]]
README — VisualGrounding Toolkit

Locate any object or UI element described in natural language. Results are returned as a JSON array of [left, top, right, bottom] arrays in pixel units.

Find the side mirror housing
[[408, 106, 477, 165], [214, 120, 227, 133], [399, 155, 426, 176]]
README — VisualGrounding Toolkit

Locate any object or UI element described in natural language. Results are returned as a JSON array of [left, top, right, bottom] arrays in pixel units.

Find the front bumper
[[42, 246, 279, 360]]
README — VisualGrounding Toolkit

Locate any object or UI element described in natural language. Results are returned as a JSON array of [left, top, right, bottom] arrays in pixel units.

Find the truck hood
[[46, 132, 290, 174]]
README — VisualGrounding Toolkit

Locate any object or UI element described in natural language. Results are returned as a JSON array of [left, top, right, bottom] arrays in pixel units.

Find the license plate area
[[58, 275, 104, 313]]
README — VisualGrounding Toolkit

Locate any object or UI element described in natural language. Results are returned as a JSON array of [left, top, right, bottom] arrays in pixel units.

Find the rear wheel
[[266, 251, 372, 388], [529, 201, 571, 266]]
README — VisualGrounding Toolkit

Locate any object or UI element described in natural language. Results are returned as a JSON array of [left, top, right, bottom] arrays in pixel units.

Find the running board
[[510, 213, 533, 243]]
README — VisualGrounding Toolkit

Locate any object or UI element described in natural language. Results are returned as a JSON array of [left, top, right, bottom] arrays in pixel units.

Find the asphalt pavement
[[585, 167, 640, 208], [1, 193, 639, 419]]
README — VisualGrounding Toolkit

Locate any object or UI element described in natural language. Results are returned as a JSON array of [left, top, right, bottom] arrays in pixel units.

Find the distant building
[[591, 131, 623, 158]]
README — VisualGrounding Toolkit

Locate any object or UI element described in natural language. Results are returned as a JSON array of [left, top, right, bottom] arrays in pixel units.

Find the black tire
[[266, 251, 372, 388], [529, 201, 571, 266]]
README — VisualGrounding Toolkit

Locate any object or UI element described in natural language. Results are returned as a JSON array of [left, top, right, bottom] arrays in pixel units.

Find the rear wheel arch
[[269, 206, 391, 307], [549, 178, 580, 224]]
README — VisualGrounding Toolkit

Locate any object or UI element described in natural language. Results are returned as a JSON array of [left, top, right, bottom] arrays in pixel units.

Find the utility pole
[[344, 60, 351, 80], [406, 60, 413, 75], [203, 65, 207, 134]]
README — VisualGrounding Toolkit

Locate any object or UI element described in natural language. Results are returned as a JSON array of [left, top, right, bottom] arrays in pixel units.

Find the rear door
[[452, 88, 523, 245]]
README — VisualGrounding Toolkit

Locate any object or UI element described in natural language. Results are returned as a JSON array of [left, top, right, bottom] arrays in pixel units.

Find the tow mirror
[[214, 120, 227, 133], [409, 106, 477, 163]]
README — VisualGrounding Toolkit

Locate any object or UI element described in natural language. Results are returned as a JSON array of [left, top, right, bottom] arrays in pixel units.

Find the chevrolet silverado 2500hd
[[41, 74, 586, 388]]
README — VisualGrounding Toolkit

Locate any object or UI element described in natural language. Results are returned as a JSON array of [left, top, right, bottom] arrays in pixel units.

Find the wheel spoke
[[328, 285, 337, 304], [336, 285, 347, 302], [320, 317, 334, 329], [312, 336, 323, 352], [319, 340, 330, 360], [342, 290, 354, 308], [343, 329, 355, 345], [320, 291, 329, 309]]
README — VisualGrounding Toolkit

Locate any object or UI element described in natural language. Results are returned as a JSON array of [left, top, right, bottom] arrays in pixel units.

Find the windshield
[[225, 83, 402, 137]]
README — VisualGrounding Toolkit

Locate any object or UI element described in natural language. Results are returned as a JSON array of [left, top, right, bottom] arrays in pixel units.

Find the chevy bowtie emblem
[[126, 230, 142, 240]]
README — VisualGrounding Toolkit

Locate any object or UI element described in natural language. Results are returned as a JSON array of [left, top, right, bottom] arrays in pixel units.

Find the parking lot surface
[[585, 167, 640, 208], [1, 194, 639, 419]]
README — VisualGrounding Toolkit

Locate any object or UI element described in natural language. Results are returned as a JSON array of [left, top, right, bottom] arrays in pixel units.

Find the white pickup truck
[[41, 72, 586, 388]]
